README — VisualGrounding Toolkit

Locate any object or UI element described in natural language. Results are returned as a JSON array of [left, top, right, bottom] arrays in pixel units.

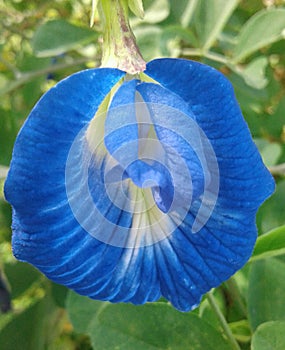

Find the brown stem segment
[[98, 0, 146, 74]]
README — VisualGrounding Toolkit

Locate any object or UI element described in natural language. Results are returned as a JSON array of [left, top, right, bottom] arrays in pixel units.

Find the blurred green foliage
[[0, 0, 285, 349]]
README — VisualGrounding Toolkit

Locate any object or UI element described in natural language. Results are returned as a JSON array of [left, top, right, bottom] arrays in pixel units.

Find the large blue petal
[[4, 69, 137, 287], [5, 67, 162, 307], [137, 58, 275, 310], [145, 59, 275, 207], [4, 59, 275, 313]]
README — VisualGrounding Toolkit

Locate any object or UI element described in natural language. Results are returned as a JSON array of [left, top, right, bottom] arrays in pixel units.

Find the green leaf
[[167, 0, 197, 26], [0, 110, 17, 166], [0, 198, 11, 243], [128, 0, 144, 18], [132, 0, 170, 24], [229, 320, 251, 343], [199, 289, 226, 331], [90, 303, 232, 350], [180, 0, 199, 28], [4, 262, 41, 299], [248, 258, 285, 330], [135, 25, 197, 60], [229, 72, 269, 133], [0, 288, 60, 350], [252, 321, 285, 350], [92, 303, 232, 350], [0, 74, 8, 90], [266, 97, 285, 139], [66, 291, 103, 334], [233, 8, 285, 62], [160, 25, 199, 55], [237, 91, 285, 141], [257, 180, 285, 234], [51, 283, 68, 308], [32, 20, 98, 57], [251, 226, 285, 261], [254, 138, 282, 167], [17, 55, 50, 109], [241, 56, 269, 89], [90, 0, 100, 26], [67, 292, 232, 350], [194, 0, 239, 50], [0, 269, 11, 314], [134, 26, 163, 61]]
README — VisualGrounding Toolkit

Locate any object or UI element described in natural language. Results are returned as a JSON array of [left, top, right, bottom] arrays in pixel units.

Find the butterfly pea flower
[[4, 58, 274, 312]]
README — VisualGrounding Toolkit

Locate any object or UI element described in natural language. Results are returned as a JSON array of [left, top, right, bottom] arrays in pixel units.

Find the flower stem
[[181, 0, 199, 28], [269, 163, 285, 176], [207, 290, 241, 350], [0, 57, 91, 96], [226, 277, 247, 318], [98, 0, 146, 74]]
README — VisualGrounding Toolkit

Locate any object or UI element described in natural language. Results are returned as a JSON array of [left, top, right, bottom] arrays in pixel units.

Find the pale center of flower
[[123, 159, 174, 213]]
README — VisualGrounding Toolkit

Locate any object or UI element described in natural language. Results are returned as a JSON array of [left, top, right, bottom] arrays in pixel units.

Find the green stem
[[181, 0, 199, 28], [0, 56, 21, 78], [181, 48, 244, 77], [98, 0, 146, 74], [0, 57, 91, 96], [226, 278, 247, 318], [207, 291, 241, 350], [269, 163, 285, 176], [182, 48, 229, 64]]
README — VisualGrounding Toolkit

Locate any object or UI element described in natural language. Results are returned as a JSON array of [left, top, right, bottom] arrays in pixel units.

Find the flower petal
[[135, 58, 275, 310], [4, 59, 275, 313], [104, 79, 139, 166], [145, 58, 275, 208], [4, 67, 163, 306], [4, 69, 128, 277]]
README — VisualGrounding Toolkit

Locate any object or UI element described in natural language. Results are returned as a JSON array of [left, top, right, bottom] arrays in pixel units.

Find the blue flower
[[4, 58, 274, 311]]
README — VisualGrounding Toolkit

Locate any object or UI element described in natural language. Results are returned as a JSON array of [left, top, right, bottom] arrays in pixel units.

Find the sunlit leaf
[[254, 138, 282, 167], [132, 0, 169, 24], [128, 0, 144, 18], [194, 0, 239, 50], [251, 225, 285, 261], [229, 320, 251, 343], [241, 56, 269, 89], [181, 0, 199, 28], [90, 0, 99, 26], [233, 8, 285, 62]]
